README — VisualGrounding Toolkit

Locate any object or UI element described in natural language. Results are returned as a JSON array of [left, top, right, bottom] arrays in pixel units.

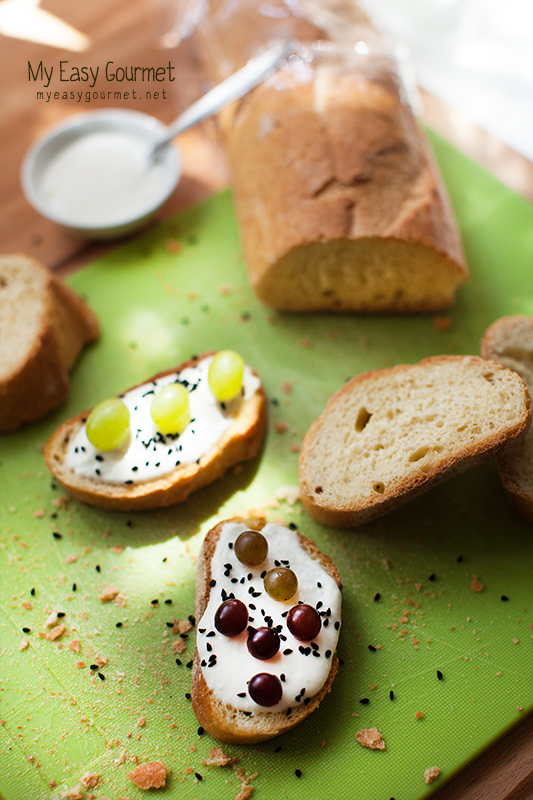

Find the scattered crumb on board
[[127, 760, 167, 789], [355, 727, 385, 750], [424, 766, 442, 785]]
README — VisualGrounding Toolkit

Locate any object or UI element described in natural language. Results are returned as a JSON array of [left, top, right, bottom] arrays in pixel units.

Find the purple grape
[[247, 627, 280, 660], [287, 604, 321, 641], [214, 598, 248, 636], [248, 673, 283, 706]]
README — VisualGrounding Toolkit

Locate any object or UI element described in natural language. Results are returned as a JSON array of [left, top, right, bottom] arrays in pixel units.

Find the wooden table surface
[[1, 2, 532, 798]]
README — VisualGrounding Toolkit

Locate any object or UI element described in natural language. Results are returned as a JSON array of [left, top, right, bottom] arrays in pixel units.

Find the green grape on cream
[[208, 350, 245, 402]]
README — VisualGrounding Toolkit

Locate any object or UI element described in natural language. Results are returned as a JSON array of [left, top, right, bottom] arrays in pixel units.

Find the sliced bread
[[43, 353, 267, 511], [299, 355, 531, 527], [191, 518, 342, 744], [481, 316, 533, 523], [0, 254, 99, 432]]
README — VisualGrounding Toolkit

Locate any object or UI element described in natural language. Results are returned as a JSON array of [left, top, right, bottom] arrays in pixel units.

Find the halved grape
[[86, 398, 130, 451], [214, 599, 248, 637], [150, 382, 190, 434], [234, 530, 268, 567], [247, 627, 280, 660], [248, 673, 282, 706], [208, 350, 245, 402], [264, 567, 298, 602], [287, 604, 321, 641]]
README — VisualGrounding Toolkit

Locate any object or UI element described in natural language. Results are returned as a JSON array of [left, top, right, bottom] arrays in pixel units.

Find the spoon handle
[[151, 39, 294, 157]]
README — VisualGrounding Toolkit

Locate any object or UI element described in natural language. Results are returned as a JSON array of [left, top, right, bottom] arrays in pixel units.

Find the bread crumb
[[470, 576, 484, 592], [45, 611, 58, 628], [432, 315, 452, 331], [355, 727, 385, 750], [171, 638, 186, 654], [79, 772, 100, 789], [165, 238, 181, 254], [171, 618, 192, 635], [281, 381, 293, 394], [33, 509, 45, 518], [59, 789, 83, 800], [201, 746, 237, 767], [234, 768, 258, 800], [274, 421, 288, 434], [415, 711, 424, 720], [22, 601, 33, 610], [76, 661, 85, 669], [68, 639, 81, 652], [424, 766, 441, 784], [46, 624, 66, 641], [99, 585, 121, 602], [274, 485, 300, 506], [65, 554, 78, 564], [18, 637, 30, 651], [127, 761, 167, 789], [301, 337, 311, 348], [137, 717, 146, 727]]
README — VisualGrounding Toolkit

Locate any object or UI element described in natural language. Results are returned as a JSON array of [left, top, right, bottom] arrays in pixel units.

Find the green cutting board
[[1, 131, 533, 800]]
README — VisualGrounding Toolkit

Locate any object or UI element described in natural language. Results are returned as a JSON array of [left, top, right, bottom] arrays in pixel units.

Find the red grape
[[287, 604, 321, 641], [214, 599, 248, 636], [247, 626, 280, 660], [248, 673, 283, 706]]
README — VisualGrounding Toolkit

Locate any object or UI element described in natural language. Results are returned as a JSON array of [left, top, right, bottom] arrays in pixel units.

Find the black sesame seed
[[90, 664, 98, 670], [52, 532, 62, 539], [237, 692, 246, 698], [289, 523, 297, 530], [295, 769, 302, 778], [185, 692, 191, 700], [72, 583, 77, 592], [124, 479, 133, 485], [283, 649, 293, 655], [457, 554, 464, 563], [274, 745, 282, 753], [97, 672, 105, 681], [166, 622, 174, 628], [30, 588, 36, 596], [501, 595, 509, 601], [209, 579, 216, 587], [334, 621, 340, 630], [373, 592, 381, 601], [194, 773, 203, 781], [57, 612, 66, 618], [165, 599, 173, 605], [22, 627, 31, 633], [151, 599, 159, 605], [325, 650, 332, 659], [116, 622, 123, 628], [188, 615, 195, 626], [95, 565, 101, 573], [359, 698, 370, 705], [390, 690, 394, 701], [437, 670, 444, 680], [368, 644, 376, 652], [428, 573, 436, 581], [175, 658, 182, 666]]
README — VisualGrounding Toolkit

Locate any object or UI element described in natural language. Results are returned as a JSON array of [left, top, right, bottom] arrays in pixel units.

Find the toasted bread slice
[[0, 254, 99, 432], [191, 518, 342, 744], [299, 355, 531, 527], [481, 316, 533, 522], [44, 353, 267, 511]]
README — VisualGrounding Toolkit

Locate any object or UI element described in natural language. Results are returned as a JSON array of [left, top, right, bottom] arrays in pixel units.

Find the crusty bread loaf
[[0, 254, 99, 432], [299, 355, 531, 527], [481, 316, 533, 523], [226, 58, 467, 313], [43, 353, 267, 511], [191, 518, 342, 744]]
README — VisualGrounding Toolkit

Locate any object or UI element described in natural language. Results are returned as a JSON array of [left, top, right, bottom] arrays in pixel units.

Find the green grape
[[263, 567, 298, 602], [235, 530, 268, 567], [86, 398, 130, 451], [208, 350, 245, 402], [150, 383, 190, 434]]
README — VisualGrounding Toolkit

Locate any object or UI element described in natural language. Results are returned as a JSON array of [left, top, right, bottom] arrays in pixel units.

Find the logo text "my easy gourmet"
[[28, 60, 176, 89]]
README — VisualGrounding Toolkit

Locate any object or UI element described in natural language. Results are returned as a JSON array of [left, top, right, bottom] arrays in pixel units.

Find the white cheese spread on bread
[[196, 521, 342, 714], [64, 356, 260, 484]]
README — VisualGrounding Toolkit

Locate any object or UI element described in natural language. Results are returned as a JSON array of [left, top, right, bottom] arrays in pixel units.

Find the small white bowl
[[21, 109, 181, 240]]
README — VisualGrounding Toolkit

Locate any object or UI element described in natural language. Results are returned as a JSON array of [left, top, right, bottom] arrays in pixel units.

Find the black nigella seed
[[175, 658, 182, 666], [22, 627, 31, 633], [124, 479, 133, 485], [501, 595, 509, 601], [90, 664, 98, 670], [325, 650, 332, 659], [390, 690, 394, 701], [283, 649, 293, 656], [95, 468, 101, 477], [428, 573, 436, 581], [457, 554, 464, 563], [72, 583, 77, 592], [368, 644, 377, 652], [185, 692, 191, 700], [126, 520, 133, 527], [237, 692, 246, 698], [188, 615, 195, 626], [166, 622, 174, 628], [52, 532, 62, 540], [197, 727, 204, 735], [165, 599, 173, 605], [116, 622, 123, 628], [209, 579, 216, 587], [30, 588, 36, 596], [195, 773, 203, 781], [295, 769, 302, 778], [437, 670, 444, 680], [57, 612, 65, 618], [360, 698, 370, 705], [97, 672, 105, 681], [274, 745, 282, 753], [289, 523, 297, 530], [151, 599, 159, 605], [95, 565, 101, 573]]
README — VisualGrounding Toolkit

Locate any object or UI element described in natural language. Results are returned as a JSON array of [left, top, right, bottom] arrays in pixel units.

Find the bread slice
[[44, 353, 267, 511], [191, 518, 342, 744], [0, 254, 99, 432], [226, 61, 467, 313], [299, 355, 531, 527], [481, 316, 533, 523]]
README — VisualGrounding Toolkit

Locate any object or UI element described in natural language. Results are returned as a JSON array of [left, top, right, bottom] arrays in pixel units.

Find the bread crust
[[299, 355, 532, 527], [191, 518, 341, 744], [481, 316, 533, 523], [43, 354, 267, 511], [0, 254, 99, 432]]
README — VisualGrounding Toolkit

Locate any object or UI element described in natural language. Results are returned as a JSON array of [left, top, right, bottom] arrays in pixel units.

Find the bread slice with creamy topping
[[0, 254, 99, 432], [191, 518, 342, 744], [299, 355, 531, 527], [44, 353, 267, 511], [481, 316, 533, 522]]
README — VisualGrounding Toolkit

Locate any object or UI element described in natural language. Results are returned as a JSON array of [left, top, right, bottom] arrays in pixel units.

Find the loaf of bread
[[0, 254, 99, 433], [299, 355, 531, 527], [481, 316, 533, 523], [44, 352, 267, 511], [225, 54, 467, 313], [191, 517, 342, 743]]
